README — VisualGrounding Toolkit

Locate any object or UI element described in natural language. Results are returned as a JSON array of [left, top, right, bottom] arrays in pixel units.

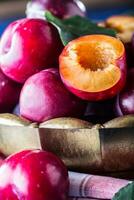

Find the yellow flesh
[[117, 31, 134, 43], [106, 16, 134, 32], [61, 35, 124, 92]]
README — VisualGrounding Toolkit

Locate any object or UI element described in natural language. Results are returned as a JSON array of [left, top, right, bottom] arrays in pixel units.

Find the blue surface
[[0, 7, 133, 36], [87, 6, 134, 21], [0, 16, 22, 35]]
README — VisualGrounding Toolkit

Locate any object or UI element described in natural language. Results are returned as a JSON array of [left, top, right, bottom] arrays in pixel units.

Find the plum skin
[[0, 18, 63, 83], [26, 0, 86, 19], [116, 68, 134, 116], [0, 150, 69, 200], [84, 98, 117, 124], [20, 68, 86, 123], [0, 69, 21, 113]]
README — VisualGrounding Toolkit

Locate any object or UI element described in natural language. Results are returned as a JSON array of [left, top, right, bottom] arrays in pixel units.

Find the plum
[[0, 150, 69, 200], [116, 68, 134, 116], [20, 68, 86, 123], [84, 98, 116, 124], [26, 0, 86, 19], [0, 70, 21, 113], [0, 18, 63, 83], [106, 15, 134, 67]]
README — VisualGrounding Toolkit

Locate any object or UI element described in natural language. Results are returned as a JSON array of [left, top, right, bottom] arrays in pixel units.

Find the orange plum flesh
[[59, 35, 127, 101]]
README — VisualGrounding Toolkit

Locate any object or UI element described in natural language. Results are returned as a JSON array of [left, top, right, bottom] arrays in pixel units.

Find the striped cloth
[[68, 172, 130, 199], [69, 198, 98, 200], [69, 198, 99, 200]]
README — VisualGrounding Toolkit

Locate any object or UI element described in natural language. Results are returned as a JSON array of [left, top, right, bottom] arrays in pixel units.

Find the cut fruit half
[[106, 15, 134, 32], [59, 35, 126, 101], [106, 15, 134, 43]]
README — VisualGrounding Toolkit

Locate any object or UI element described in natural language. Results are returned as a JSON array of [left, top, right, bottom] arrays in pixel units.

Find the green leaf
[[112, 182, 134, 200], [45, 11, 117, 46]]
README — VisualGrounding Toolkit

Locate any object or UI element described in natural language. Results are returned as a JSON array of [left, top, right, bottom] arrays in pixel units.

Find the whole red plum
[[0, 69, 21, 113], [0, 18, 63, 83], [0, 150, 69, 200], [20, 68, 86, 122]]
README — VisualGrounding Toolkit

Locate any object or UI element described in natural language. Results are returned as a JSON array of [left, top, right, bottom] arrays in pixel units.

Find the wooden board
[[0, 0, 27, 18], [82, 0, 134, 8]]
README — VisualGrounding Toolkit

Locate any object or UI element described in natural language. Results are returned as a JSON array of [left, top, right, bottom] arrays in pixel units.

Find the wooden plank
[[0, 0, 27, 18], [82, 0, 133, 8]]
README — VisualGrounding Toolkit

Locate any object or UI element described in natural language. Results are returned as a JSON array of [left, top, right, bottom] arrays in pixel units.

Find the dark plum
[[26, 0, 86, 19], [20, 68, 86, 123], [84, 98, 116, 124], [0, 70, 21, 113], [116, 68, 134, 116]]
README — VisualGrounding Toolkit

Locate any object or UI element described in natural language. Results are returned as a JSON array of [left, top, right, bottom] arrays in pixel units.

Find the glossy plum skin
[[116, 68, 134, 116], [0, 18, 63, 83], [20, 68, 85, 123], [0, 70, 21, 113], [0, 150, 69, 200], [26, 0, 86, 19]]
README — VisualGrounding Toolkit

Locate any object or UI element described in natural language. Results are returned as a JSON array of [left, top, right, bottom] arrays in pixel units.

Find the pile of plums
[[0, 1, 133, 199], [0, 0, 133, 124]]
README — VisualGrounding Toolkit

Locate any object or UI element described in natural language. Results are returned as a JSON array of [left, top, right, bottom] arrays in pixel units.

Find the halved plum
[[59, 35, 127, 101], [116, 68, 134, 116], [106, 15, 134, 44], [106, 15, 134, 67]]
